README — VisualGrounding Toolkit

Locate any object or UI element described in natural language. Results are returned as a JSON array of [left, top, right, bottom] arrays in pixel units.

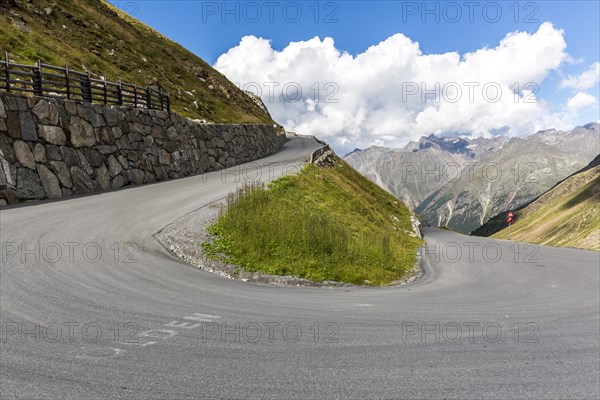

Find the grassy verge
[[203, 158, 423, 285], [490, 166, 599, 251]]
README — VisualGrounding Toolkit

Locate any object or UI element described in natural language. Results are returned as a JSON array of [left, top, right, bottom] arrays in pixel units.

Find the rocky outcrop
[[0, 93, 286, 206]]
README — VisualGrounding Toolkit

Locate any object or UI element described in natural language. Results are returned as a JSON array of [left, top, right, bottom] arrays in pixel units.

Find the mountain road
[[1, 135, 598, 399]]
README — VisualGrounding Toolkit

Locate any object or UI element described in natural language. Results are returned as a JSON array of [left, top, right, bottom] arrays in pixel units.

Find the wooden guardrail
[[0, 52, 170, 112]]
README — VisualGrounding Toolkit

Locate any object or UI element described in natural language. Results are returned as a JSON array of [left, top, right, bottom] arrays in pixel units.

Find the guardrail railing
[[0, 52, 170, 112], [310, 144, 331, 163]]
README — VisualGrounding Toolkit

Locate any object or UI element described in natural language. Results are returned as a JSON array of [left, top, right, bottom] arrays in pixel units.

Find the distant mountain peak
[[416, 134, 474, 157], [343, 148, 363, 157], [534, 128, 558, 135]]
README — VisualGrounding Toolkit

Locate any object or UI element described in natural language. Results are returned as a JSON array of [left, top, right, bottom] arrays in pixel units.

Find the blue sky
[[109, 1, 599, 149], [114, 1, 599, 64]]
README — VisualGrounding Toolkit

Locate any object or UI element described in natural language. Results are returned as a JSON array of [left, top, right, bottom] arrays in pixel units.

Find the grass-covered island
[[203, 157, 423, 285]]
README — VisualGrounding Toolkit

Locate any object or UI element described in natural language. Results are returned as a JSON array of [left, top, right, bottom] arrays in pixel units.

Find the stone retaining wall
[[0, 93, 285, 206]]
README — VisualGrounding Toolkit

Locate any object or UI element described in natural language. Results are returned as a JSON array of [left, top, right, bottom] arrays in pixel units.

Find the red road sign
[[508, 211, 514, 223]]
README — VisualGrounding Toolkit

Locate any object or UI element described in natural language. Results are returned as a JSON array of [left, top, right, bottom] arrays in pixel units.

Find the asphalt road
[[1, 135, 599, 399]]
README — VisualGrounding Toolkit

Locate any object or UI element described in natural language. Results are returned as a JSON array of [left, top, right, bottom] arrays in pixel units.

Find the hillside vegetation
[[203, 157, 423, 285], [476, 156, 600, 251], [0, 0, 273, 124]]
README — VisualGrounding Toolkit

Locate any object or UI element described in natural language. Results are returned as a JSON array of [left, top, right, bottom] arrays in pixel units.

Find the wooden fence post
[[33, 60, 43, 96], [117, 81, 123, 106], [4, 52, 10, 93], [166, 92, 171, 113], [65, 65, 71, 99], [102, 77, 108, 105], [158, 85, 164, 110], [146, 86, 153, 109], [82, 73, 92, 103]]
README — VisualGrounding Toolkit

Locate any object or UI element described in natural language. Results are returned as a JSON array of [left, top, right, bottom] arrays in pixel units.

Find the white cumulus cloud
[[560, 62, 600, 90], [215, 22, 572, 153], [567, 92, 598, 111]]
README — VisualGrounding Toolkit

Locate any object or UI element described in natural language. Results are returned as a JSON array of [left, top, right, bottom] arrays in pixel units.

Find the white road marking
[[76, 347, 123, 359], [139, 329, 178, 340], [122, 312, 223, 350], [183, 313, 222, 322], [164, 321, 201, 329]]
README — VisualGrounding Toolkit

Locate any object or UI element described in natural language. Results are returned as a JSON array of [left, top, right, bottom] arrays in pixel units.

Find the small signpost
[[507, 211, 514, 240]]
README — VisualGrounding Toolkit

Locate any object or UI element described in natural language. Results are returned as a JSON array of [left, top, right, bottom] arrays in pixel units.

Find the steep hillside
[[474, 155, 600, 251], [0, 0, 273, 124], [345, 123, 599, 233], [203, 155, 423, 286]]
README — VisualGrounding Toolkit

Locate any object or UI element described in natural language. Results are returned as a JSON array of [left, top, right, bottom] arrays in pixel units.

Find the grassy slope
[[0, 0, 273, 124], [204, 158, 423, 285], [490, 166, 600, 251]]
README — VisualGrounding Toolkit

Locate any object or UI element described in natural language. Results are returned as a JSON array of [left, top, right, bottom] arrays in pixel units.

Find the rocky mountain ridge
[[345, 123, 599, 233]]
